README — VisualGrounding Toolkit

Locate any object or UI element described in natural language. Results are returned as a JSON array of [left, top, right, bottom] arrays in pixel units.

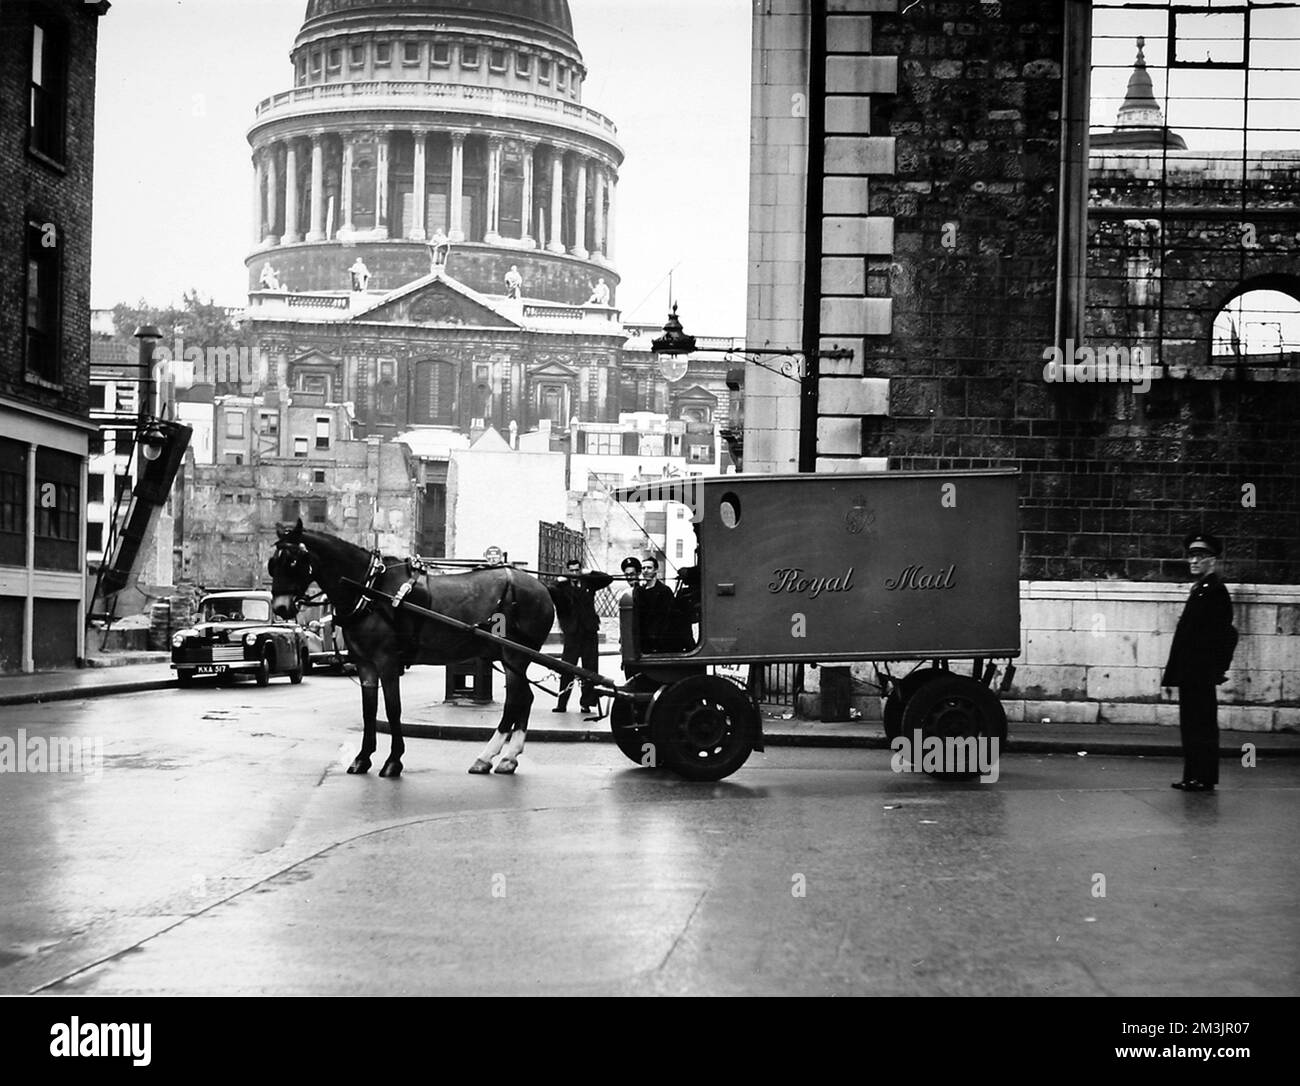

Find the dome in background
[[300, 0, 577, 52]]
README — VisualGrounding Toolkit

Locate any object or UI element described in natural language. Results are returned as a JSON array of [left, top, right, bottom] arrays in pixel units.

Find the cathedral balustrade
[[253, 80, 619, 140], [520, 302, 621, 324]]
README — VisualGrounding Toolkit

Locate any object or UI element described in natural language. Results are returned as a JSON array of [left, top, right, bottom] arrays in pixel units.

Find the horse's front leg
[[350, 667, 379, 774], [378, 670, 405, 778], [493, 652, 534, 775]]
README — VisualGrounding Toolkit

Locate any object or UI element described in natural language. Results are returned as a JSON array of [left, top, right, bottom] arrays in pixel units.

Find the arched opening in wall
[[1210, 281, 1300, 366], [413, 360, 457, 425]]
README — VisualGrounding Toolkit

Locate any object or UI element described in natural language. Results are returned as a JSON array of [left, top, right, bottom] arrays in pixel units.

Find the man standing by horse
[[550, 558, 613, 715]]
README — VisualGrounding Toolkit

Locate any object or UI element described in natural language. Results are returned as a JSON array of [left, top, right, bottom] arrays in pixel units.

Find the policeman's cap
[[620, 557, 642, 574], [1183, 533, 1222, 557]]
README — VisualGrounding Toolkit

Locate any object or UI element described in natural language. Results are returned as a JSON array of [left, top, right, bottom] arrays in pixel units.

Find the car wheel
[[255, 648, 272, 686], [290, 649, 306, 685], [176, 670, 193, 688]]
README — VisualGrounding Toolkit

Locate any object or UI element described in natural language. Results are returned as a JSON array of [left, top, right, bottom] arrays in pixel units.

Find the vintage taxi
[[171, 589, 312, 687]]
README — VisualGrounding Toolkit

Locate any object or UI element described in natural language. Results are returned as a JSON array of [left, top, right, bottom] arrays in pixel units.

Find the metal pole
[[798, 0, 828, 473]]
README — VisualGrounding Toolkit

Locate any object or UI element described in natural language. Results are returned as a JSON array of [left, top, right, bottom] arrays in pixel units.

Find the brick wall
[[0, 0, 103, 419], [776, 0, 1299, 584]]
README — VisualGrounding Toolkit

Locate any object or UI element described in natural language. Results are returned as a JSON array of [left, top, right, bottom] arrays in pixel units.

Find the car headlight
[[244, 632, 259, 646], [171, 629, 196, 648]]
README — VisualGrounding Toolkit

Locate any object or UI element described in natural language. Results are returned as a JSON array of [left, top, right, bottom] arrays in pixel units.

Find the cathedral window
[[310, 50, 321, 75], [538, 58, 550, 84], [431, 42, 450, 66], [516, 53, 531, 76], [461, 45, 479, 69], [403, 41, 421, 66], [349, 44, 364, 68], [489, 48, 507, 72], [327, 48, 341, 72], [375, 42, 391, 66]]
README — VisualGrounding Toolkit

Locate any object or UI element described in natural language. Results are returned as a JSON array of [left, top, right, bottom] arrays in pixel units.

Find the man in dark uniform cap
[[1162, 533, 1235, 793]]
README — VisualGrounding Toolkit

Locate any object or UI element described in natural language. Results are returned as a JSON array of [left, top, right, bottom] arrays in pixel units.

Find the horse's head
[[269, 518, 313, 619]]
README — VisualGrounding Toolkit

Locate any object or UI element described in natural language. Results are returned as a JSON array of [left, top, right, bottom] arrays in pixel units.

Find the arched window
[[1211, 285, 1300, 364], [413, 360, 456, 425]]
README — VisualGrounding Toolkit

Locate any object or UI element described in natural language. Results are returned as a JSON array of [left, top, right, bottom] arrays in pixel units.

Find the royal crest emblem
[[846, 496, 875, 535]]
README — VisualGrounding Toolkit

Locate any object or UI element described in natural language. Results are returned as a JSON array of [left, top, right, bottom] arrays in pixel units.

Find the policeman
[[1161, 533, 1235, 793]]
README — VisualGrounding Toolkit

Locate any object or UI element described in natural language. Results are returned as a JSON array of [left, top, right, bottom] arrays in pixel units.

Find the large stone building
[[0, 1, 110, 672], [746, 0, 1298, 728], [171, 0, 737, 585]]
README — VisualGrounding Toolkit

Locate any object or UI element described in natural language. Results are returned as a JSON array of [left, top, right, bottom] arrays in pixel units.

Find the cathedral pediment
[[529, 359, 579, 380], [352, 273, 520, 329]]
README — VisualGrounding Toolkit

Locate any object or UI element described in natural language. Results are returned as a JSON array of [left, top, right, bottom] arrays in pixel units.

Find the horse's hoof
[[347, 758, 372, 775], [379, 760, 403, 778], [468, 758, 493, 775], [494, 758, 518, 775]]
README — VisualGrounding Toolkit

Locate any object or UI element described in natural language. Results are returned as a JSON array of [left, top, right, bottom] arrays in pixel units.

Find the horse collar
[[337, 550, 387, 626]]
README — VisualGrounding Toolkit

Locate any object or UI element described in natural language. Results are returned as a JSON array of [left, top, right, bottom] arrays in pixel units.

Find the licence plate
[[194, 665, 227, 675]]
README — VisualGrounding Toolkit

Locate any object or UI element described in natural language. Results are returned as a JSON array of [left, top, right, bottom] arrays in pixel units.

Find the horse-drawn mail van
[[271, 469, 1019, 783]]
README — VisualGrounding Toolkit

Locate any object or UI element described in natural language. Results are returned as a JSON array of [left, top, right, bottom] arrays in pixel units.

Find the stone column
[[341, 136, 355, 234], [592, 163, 606, 261], [283, 140, 301, 243], [252, 149, 264, 245], [264, 143, 280, 244], [376, 129, 390, 238], [605, 168, 616, 262], [485, 136, 502, 243], [521, 140, 535, 245], [571, 157, 588, 259], [449, 130, 466, 242], [410, 128, 427, 240], [307, 134, 325, 242], [547, 146, 565, 253]]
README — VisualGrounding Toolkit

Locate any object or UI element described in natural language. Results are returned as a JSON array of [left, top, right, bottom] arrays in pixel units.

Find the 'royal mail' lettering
[[767, 567, 855, 599], [883, 564, 956, 590]]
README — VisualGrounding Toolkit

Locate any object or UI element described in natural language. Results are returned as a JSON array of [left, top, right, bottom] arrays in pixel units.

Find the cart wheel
[[882, 666, 947, 740], [255, 649, 272, 686], [609, 676, 661, 767], [899, 674, 1006, 780], [650, 675, 757, 782]]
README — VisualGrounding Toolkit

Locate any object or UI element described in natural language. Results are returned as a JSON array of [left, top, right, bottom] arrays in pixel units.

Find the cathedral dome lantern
[[1092, 37, 1188, 152], [247, 0, 622, 304]]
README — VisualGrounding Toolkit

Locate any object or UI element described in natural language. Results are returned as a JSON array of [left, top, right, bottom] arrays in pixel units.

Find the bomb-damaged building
[[744, 0, 1298, 729]]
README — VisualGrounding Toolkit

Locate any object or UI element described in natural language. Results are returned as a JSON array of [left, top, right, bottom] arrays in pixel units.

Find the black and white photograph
[[1, 0, 1298, 1054]]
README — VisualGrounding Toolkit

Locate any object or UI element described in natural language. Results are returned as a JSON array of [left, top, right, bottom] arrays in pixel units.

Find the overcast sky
[[89, 0, 753, 335]]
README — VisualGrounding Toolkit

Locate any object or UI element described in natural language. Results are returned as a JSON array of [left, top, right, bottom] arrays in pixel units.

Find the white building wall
[[447, 447, 566, 569]]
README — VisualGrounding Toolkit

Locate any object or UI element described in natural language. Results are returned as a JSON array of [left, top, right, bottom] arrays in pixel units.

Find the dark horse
[[268, 520, 555, 777]]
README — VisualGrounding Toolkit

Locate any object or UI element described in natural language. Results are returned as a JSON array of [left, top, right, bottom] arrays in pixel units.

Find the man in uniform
[[1161, 533, 1235, 793], [551, 558, 613, 714]]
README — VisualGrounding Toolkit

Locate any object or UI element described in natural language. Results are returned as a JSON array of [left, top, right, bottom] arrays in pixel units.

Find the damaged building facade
[[747, 0, 1299, 728]]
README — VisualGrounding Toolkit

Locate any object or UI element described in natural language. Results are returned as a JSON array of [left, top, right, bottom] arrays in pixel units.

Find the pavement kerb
[[2, 672, 1299, 757]]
